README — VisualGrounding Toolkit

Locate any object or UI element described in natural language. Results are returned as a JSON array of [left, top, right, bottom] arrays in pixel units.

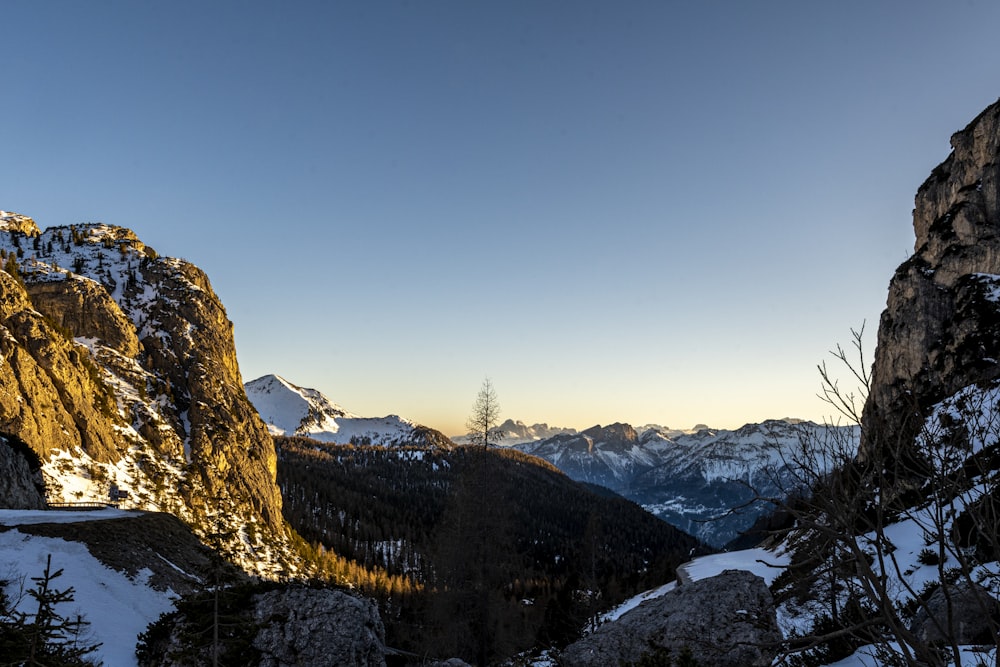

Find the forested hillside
[[276, 436, 703, 663]]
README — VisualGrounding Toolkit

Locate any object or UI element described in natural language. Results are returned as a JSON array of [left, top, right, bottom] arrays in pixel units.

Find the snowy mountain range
[[514, 419, 859, 547], [245, 374, 452, 448], [243, 373, 858, 547], [451, 418, 578, 445]]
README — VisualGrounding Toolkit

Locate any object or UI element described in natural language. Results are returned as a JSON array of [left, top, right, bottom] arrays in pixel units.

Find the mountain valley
[[514, 419, 859, 547], [2, 96, 1000, 667]]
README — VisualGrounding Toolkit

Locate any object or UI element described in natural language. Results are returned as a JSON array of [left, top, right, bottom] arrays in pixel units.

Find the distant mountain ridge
[[514, 419, 859, 547], [245, 374, 453, 448], [451, 418, 578, 445]]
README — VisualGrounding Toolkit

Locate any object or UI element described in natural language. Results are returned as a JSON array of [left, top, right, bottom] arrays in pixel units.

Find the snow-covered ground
[[0, 508, 140, 525], [591, 544, 999, 667], [676, 546, 789, 586], [596, 547, 789, 626], [822, 644, 996, 667], [0, 520, 175, 667], [599, 579, 676, 623]]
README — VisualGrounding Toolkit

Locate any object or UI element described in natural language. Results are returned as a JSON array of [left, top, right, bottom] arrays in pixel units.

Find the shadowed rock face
[[139, 585, 387, 667], [560, 569, 780, 667], [864, 99, 1000, 452], [0, 434, 45, 509]]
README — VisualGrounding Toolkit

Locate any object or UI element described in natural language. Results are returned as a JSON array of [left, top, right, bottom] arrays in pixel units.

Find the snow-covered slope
[[246, 374, 450, 447], [515, 420, 859, 547], [0, 510, 180, 667]]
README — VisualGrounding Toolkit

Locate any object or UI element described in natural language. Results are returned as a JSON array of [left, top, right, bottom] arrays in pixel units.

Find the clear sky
[[2, 1, 999, 436]]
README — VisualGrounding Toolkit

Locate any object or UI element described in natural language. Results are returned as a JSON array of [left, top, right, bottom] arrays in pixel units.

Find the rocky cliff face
[[0, 213, 290, 575], [864, 100, 1000, 448]]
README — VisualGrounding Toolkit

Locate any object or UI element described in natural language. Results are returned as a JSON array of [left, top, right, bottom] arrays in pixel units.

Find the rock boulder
[[560, 569, 780, 667], [252, 587, 386, 667]]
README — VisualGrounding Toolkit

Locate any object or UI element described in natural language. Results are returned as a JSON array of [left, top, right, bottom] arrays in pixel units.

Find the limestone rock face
[[133, 257, 282, 529], [0, 212, 41, 235], [0, 273, 123, 462], [0, 219, 288, 573], [864, 99, 1000, 447], [560, 569, 780, 667], [27, 278, 139, 357], [252, 588, 387, 667]]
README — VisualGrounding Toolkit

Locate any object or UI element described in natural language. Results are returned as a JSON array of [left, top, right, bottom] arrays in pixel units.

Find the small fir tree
[[0, 554, 102, 666]]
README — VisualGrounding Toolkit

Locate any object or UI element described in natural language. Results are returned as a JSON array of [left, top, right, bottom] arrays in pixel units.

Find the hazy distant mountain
[[514, 419, 859, 547], [452, 418, 577, 445], [245, 374, 452, 448]]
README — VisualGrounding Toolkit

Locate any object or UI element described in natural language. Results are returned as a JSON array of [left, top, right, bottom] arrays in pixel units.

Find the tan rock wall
[[864, 99, 1000, 451]]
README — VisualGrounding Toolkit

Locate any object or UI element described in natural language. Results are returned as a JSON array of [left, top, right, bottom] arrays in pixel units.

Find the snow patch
[[0, 529, 175, 667]]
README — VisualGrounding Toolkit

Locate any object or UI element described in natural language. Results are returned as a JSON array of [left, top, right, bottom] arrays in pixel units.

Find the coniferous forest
[[276, 436, 703, 662]]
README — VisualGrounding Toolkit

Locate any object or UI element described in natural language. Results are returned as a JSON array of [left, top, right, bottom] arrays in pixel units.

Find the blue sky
[[2, 1, 999, 435]]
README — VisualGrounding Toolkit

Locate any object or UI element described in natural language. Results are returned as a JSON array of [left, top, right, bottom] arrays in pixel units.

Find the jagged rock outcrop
[[581, 422, 638, 448], [0, 212, 40, 236], [133, 257, 282, 529], [560, 569, 780, 667], [0, 434, 45, 508], [0, 217, 289, 574], [252, 588, 386, 667], [26, 278, 139, 356], [864, 99, 1000, 449]]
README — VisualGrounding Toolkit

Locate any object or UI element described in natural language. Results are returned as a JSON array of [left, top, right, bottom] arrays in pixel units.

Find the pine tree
[[4, 253, 23, 286], [0, 554, 102, 666]]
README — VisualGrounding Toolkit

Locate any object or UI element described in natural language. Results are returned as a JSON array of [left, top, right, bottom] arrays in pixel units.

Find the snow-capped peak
[[246, 373, 357, 436], [245, 374, 440, 447]]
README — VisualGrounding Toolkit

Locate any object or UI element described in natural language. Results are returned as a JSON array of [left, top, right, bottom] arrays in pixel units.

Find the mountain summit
[[245, 374, 358, 436], [246, 374, 453, 448]]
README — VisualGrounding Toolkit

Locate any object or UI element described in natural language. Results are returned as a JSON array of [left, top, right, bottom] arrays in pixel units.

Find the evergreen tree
[[0, 554, 101, 666], [4, 253, 23, 286]]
